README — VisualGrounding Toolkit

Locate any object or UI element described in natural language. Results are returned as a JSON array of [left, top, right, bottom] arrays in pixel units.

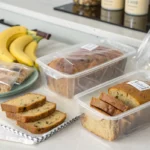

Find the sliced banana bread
[[1, 93, 46, 113], [6, 101, 56, 123], [17, 110, 66, 134], [90, 97, 122, 116], [108, 82, 150, 108], [100, 92, 129, 112]]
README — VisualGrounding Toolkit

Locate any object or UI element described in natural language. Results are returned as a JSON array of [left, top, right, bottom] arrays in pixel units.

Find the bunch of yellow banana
[[0, 26, 42, 67]]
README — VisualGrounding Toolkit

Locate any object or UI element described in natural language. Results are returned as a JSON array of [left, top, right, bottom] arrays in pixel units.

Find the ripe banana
[[24, 36, 42, 61], [9, 35, 34, 66], [0, 26, 27, 62], [24, 40, 38, 62], [7, 33, 25, 48]]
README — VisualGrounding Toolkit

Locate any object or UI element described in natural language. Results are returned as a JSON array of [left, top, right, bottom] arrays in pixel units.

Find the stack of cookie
[[1, 93, 66, 134]]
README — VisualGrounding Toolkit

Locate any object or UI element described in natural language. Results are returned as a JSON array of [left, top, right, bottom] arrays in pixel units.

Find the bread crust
[[90, 97, 122, 116], [108, 82, 150, 107], [100, 92, 129, 112]]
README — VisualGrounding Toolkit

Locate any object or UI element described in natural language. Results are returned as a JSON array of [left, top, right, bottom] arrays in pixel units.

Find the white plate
[[0, 87, 80, 144]]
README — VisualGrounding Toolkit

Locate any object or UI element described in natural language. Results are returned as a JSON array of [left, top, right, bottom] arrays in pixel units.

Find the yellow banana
[[0, 26, 27, 62], [24, 36, 42, 69], [7, 33, 26, 48], [24, 40, 38, 62], [9, 35, 34, 66]]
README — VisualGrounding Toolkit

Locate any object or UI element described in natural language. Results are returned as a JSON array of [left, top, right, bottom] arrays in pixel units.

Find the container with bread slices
[[36, 39, 136, 99], [75, 31, 150, 141]]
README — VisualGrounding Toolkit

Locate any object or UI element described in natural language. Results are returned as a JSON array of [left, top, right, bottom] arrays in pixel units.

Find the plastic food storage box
[[75, 70, 150, 141], [36, 39, 136, 98]]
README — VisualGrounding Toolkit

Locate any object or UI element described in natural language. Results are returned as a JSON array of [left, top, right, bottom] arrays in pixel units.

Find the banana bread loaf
[[47, 46, 126, 98], [108, 81, 150, 108]]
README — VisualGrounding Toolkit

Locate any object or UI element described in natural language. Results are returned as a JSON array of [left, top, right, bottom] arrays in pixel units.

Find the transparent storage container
[[75, 70, 150, 141], [36, 39, 136, 99], [73, 0, 100, 6]]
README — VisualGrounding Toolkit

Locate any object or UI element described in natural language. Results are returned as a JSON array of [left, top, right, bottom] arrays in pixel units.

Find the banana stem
[[27, 30, 37, 36], [33, 36, 43, 43]]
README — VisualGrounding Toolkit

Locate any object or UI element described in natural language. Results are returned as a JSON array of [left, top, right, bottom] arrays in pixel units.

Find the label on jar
[[127, 80, 150, 91], [81, 44, 98, 51], [125, 0, 149, 15], [101, 0, 124, 10]]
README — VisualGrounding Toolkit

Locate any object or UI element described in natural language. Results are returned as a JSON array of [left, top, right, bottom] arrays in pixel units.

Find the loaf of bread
[[81, 113, 119, 141], [47, 47, 126, 98], [1, 93, 46, 113], [90, 97, 122, 116], [108, 82, 150, 108], [17, 110, 66, 134], [6, 101, 56, 123], [100, 92, 129, 112]]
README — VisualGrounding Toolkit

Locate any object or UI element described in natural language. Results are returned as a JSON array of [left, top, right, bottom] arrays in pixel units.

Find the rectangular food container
[[75, 70, 150, 141], [36, 39, 136, 99]]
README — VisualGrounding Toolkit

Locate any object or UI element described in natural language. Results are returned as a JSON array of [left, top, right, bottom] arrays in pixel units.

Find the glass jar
[[73, 0, 100, 6], [100, 8, 124, 25], [101, 0, 124, 10], [73, 4, 100, 18], [124, 13, 148, 31], [125, 0, 149, 15]]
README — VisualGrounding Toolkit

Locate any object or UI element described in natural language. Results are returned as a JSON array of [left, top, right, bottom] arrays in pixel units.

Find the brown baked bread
[[0, 77, 15, 93], [108, 81, 150, 108], [17, 110, 66, 134], [90, 97, 122, 116], [1, 93, 46, 113], [9, 65, 34, 84], [47, 47, 126, 98], [81, 113, 119, 141], [6, 101, 56, 123], [100, 92, 129, 112]]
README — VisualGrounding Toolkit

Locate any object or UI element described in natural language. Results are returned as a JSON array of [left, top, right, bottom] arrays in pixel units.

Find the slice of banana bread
[[90, 97, 122, 116], [1, 93, 46, 113], [100, 92, 129, 112], [6, 101, 56, 123], [108, 82, 150, 108], [17, 110, 66, 134]]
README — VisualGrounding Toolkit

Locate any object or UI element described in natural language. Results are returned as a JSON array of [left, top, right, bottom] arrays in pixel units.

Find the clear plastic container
[[36, 39, 136, 99], [75, 70, 150, 141]]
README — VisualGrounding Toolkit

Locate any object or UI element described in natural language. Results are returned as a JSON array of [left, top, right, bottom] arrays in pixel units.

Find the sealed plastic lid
[[37, 39, 136, 79]]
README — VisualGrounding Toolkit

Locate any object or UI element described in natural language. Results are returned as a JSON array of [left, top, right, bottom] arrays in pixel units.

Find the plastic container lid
[[36, 39, 136, 79]]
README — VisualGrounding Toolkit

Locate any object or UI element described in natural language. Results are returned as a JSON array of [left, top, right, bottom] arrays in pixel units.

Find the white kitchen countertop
[[0, 1, 149, 150], [0, 0, 146, 45]]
